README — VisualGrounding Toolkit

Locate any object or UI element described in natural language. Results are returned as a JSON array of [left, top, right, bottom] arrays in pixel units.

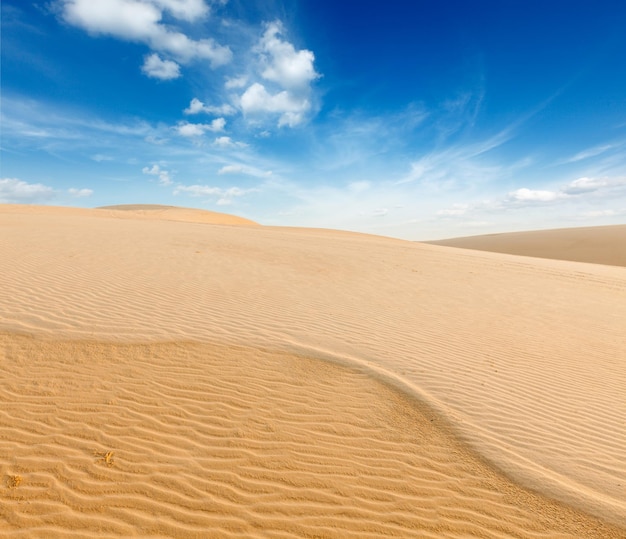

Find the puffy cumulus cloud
[[141, 53, 180, 80], [173, 184, 256, 205], [237, 21, 319, 127], [0, 178, 55, 203], [142, 164, 172, 185], [257, 21, 319, 91], [240, 82, 311, 127], [60, 0, 231, 69], [176, 118, 225, 136], [184, 98, 235, 116], [68, 187, 93, 197], [141, 53, 181, 79]]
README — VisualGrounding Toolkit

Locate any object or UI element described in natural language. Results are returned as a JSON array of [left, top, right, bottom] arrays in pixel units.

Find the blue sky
[[2, 0, 626, 239]]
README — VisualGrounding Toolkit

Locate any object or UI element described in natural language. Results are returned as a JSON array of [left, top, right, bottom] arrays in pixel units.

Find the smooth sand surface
[[1, 204, 625, 537], [427, 224, 626, 267]]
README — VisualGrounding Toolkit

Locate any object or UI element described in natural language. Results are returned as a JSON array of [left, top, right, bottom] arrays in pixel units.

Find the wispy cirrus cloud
[[561, 141, 624, 164]]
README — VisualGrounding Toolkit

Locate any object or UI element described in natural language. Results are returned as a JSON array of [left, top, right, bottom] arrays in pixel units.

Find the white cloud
[[563, 143, 621, 163], [142, 164, 172, 185], [562, 176, 609, 194], [176, 118, 225, 136], [506, 188, 561, 203], [61, 0, 231, 67], [68, 187, 93, 197], [0, 178, 55, 203], [240, 82, 310, 127], [183, 98, 236, 116], [257, 21, 319, 90], [150, 0, 209, 21], [212, 136, 247, 148], [371, 208, 388, 217], [141, 53, 181, 79], [436, 175, 626, 221], [174, 184, 222, 196], [218, 164, 272, 177], [238, 21, 319, 127], [225, 75, 248, 89], [177, 123, 206, 137]]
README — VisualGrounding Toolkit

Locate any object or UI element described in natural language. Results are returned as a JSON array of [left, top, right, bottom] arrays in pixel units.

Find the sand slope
[[1, 205, 625, 536], [427, 224, 626, 267]]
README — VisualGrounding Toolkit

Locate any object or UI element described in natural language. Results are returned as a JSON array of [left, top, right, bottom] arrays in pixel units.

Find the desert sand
[[428, 224, 626, 267], [1, 204, 625, 538]]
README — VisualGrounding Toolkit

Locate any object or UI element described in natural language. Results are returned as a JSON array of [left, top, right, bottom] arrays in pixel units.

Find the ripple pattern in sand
[[1, 334, 621, 538]]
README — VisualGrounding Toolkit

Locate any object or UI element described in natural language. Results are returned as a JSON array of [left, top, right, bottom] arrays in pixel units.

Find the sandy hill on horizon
[[427, 224, 626, 267], [0, 203, 258, 227], [1, 205, 625, 537], [97, 204, 259, 226]]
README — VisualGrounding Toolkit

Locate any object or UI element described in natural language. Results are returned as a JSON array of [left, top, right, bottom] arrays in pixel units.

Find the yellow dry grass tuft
[[7, 475, 22, 488], [95, 450, 115, 467]]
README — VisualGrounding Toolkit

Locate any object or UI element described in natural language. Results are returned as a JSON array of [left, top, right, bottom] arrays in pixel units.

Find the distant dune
[[1, 204, 625, 537], [97, 204, 259, 226], [427, 224, 626, 267]]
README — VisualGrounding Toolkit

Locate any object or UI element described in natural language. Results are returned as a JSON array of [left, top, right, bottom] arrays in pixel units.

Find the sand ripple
[[1, 335, 621, 538]]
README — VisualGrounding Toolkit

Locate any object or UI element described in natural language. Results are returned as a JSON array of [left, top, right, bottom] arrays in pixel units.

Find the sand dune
[[0, 203, 258, 227], [427, 224, 626, 267], [1, 204, 625, 537], [97, 204, 259, 226]]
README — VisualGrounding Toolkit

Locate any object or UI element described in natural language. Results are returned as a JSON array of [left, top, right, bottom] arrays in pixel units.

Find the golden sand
[[428, 224, 626, 267], [1, 204, 625, 537]]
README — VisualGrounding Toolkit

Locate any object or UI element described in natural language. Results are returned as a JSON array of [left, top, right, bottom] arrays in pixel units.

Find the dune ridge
[[427, 224, 626, 267], [1, 205, 625, 536]]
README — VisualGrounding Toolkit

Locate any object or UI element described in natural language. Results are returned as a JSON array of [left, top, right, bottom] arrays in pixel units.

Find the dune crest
[[1, 205, 625, 535], [427, 224, 626, 267], [0, 203, 258, 227], [97, 204, 259, 226]]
